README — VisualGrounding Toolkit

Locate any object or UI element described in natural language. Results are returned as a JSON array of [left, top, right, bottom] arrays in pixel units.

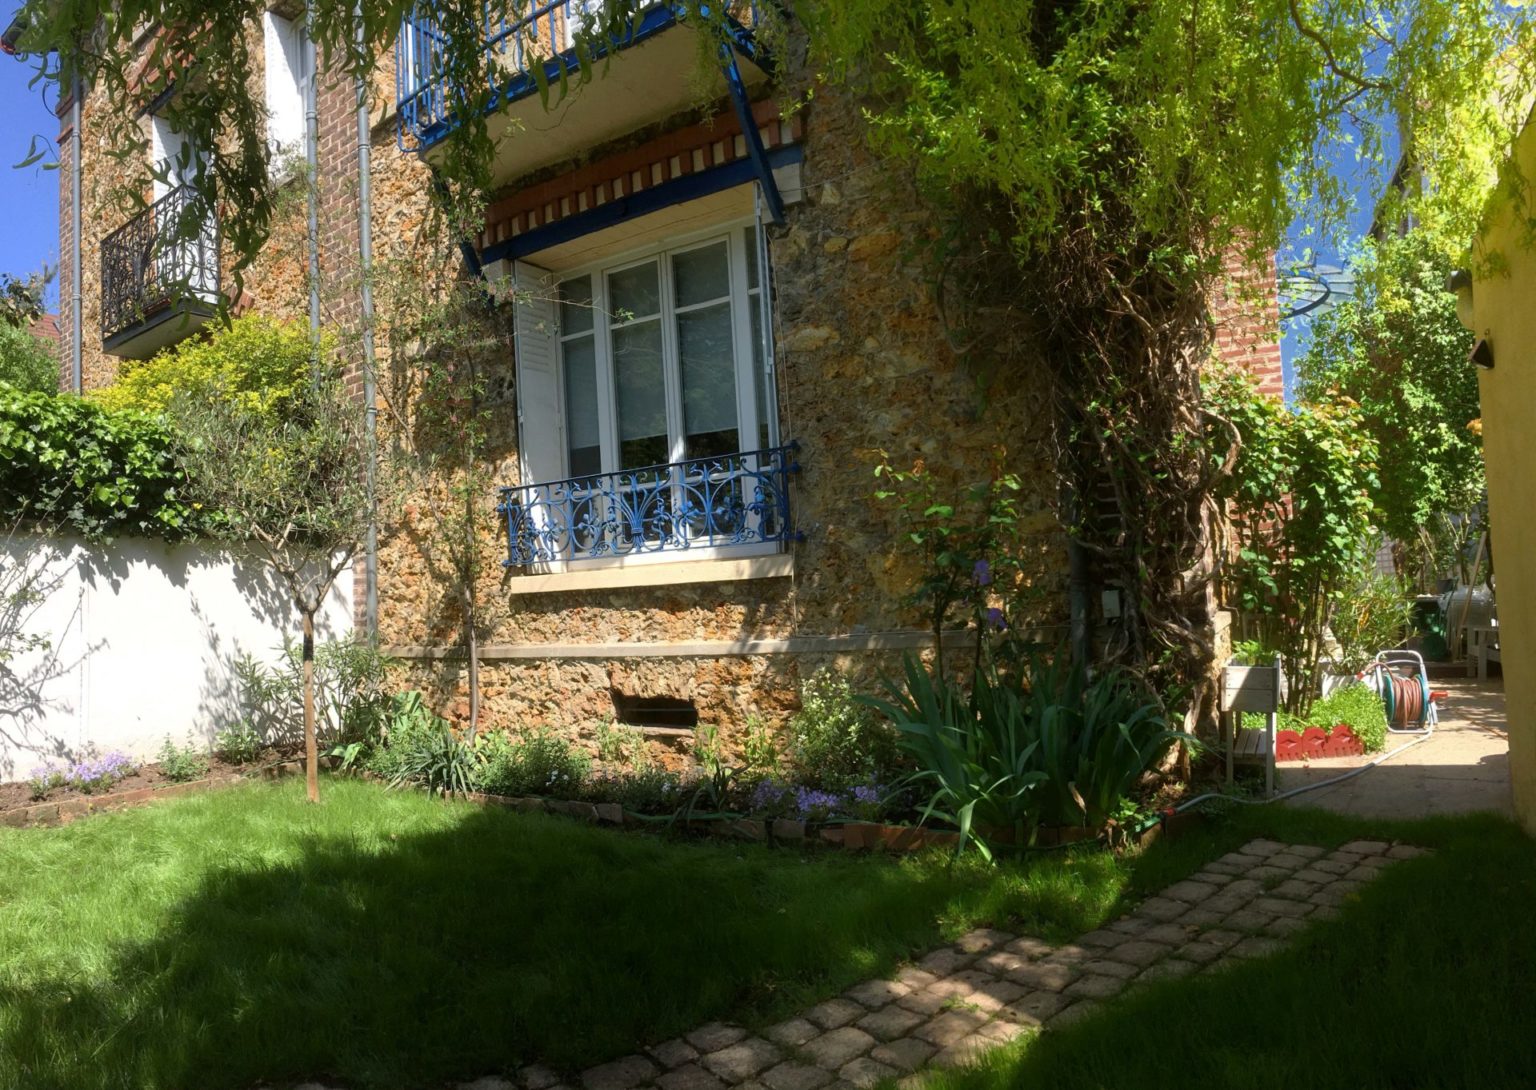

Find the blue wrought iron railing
[[498, 442, 801, 566], [396, 1, 761, 152]]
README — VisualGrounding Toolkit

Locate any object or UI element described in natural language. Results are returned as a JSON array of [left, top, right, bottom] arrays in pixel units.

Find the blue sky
[[0, 3, 62, 308]]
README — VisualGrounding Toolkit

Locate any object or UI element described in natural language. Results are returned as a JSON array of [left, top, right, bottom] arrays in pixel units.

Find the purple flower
[[972, 559, 992, 586], [751, 778, 793, 813], [984, 607, 1007, 631], [850, 784, 882, 806], [792, 786, 842, 822]]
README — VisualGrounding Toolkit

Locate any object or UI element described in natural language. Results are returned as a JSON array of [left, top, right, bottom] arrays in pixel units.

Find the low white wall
[[0, 534, 352, 780]]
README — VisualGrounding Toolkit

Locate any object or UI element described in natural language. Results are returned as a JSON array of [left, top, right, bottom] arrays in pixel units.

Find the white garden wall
[[0, 534, 352, 780]]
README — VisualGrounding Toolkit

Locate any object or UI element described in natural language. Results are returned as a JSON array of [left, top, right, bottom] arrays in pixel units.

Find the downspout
[[304, 0, 321, 385], [355, 9, 378, 641], [71, 72, 82, 393]]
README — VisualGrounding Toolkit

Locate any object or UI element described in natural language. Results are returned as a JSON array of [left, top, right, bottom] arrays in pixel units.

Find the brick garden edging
[[409, 837, 1425, 1090], [0, 757, 316, 829]]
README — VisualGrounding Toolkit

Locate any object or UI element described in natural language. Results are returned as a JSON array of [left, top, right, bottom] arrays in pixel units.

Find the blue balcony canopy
[[396, 1, 764, 154]]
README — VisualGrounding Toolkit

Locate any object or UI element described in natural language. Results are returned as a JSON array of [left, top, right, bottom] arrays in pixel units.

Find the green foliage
[[0, 383, 196, 539], [475, 727, 590, 797], [230, 637, 392, 747], [369, 691, 478, 797], [868, 654, 1177, 858], [92, 316, 312, 422], [594, 718, 651, 769], [157, 735, 210, 783], [1282, 682, 1389, 753], [873, 450, 1040, 662], [741, 716, 782, 777], [212, 723, 262, 765], [0, 272, 45, 330], [585, 766, 688, 815], [0, 322, 58, 395], [1206, 367, 1381, 714], [1295, 232, 1484, 577], [787, 668, 904, 790], [1330, 568, 1413, 675]]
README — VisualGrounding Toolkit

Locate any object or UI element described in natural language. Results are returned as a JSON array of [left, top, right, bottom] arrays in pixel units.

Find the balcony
[[396, 1, 768, 187], [499, 442, 801, 569], [100, 184, 220, 359]]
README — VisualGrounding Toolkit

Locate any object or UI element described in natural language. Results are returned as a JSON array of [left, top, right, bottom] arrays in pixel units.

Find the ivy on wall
[[0, 382, 199, 540]]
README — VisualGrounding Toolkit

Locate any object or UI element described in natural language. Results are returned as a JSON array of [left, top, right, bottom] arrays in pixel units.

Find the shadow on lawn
[[2, 799, 1023, 1090]]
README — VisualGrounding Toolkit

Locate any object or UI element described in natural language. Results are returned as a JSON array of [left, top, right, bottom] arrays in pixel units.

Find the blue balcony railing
[[396, 1, 761, 152], [498, 442, 801, 567]]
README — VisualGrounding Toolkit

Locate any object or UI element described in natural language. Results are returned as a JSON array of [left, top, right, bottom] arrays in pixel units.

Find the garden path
[[354, 837, 1426, 1090], [1279, 679, 1511, 819]]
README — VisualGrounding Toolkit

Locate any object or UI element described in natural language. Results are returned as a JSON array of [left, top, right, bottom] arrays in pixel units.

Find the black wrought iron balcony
[[498, 442, 801, 567], [99, 184, 220, 358]]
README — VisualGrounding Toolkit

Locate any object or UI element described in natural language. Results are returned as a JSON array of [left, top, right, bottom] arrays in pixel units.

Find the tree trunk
[[303, 608, 319, 803]]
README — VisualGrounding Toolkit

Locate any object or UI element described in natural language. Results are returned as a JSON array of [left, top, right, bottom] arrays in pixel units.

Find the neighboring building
[[40, 4, 1284, 756]]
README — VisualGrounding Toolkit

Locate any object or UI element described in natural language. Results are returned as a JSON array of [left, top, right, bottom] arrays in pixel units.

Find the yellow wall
[[1468, 118, 1536, 834]]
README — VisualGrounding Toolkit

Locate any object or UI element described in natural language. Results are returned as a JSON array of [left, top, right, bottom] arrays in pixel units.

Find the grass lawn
[[0, 777, 1149, 1090], [924, 805, 1536, 1090]]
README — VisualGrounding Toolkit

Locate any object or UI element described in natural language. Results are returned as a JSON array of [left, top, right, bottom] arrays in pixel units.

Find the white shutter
[[513, 260, 564, 488]]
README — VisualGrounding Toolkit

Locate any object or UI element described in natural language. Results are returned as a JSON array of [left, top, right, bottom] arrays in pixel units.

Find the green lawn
[[0, 777, 1147, 1090], [923, 805, 1536, 1090]]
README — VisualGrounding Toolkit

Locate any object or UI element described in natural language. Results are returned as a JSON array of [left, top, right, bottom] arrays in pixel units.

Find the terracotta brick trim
[[479, 99, 801, 251]]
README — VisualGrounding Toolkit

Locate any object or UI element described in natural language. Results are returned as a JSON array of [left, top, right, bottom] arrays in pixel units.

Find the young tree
[[0, 322, 59, 395], [174, 371, 373, 802], [1295, 231, 1483, 585]]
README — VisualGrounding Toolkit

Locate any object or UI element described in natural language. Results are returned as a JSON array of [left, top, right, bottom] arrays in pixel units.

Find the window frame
[[543, 215, 782, 570]]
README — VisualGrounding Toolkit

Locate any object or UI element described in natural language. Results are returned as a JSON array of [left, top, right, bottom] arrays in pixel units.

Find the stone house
[[34, 4, 1284, 758]]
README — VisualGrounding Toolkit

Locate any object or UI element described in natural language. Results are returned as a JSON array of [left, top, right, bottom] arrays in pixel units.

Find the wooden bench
[[1222, 657, 1282, 797]]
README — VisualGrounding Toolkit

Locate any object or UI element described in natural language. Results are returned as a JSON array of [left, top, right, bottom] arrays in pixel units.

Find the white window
[[507, 221, 782, 568], [147, 111, 217, 301], [554, 224, 776, 481], [263, 10, 306, 166]]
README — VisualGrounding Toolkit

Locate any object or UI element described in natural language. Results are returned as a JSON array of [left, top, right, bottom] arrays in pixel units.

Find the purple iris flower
[[984, 608, 1007, 631], [972, 559, 992, 586]]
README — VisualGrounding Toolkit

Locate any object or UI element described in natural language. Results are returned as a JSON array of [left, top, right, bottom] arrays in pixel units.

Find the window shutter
[[513, 260, 564, 488]]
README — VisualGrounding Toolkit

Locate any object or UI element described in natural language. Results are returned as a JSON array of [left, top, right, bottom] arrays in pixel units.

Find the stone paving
[[1280, 679, 1511, 819], [421, 838, 1428, 1090]]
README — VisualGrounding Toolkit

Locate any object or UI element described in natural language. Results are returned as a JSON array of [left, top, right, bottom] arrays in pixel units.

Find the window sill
[[506, 551, 793, 595]]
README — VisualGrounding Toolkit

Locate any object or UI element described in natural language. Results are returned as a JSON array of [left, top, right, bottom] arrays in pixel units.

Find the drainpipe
[[355, 8, 378, 641], [71, 72, 82, 394], [304, 0, 321, 385]]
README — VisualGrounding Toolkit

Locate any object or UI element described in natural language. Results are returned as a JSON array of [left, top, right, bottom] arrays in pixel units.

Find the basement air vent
[[611, 691, 700, 732]]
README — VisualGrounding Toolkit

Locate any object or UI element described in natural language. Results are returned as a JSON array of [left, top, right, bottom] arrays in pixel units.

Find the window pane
[[559, 274, 594, 336], [673, 241, 730, 308], [743, 226, 760, 291], [609, 261, 660, 320], [751, 304, 772, 450], [679, 300, 738, 460], [613, 318, 668, 468], [562, 333, 601, 477]]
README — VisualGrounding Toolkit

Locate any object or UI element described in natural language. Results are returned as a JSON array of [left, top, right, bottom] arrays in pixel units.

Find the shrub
[[0, 322, 58, 395], [476, 728, 590, 797], [869, 653, 1178, 859], [231, 637, 391, 749], [585, 766, 689, 815], [1287, 682, 1389, 753], [156, 737, 209, 783], [594, 718, 651, 770], [0, 383, 197, 539], [26, 762, 66, 800], [213, 723, 262, 765], [91, 316, 311, 422], [66, 751, 137, 793], [1330, 568, 1413, 675], [787, 669, 904, 789]]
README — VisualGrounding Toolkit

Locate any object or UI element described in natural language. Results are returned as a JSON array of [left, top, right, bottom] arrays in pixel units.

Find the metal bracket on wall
[[718, 43, 785, 226]]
